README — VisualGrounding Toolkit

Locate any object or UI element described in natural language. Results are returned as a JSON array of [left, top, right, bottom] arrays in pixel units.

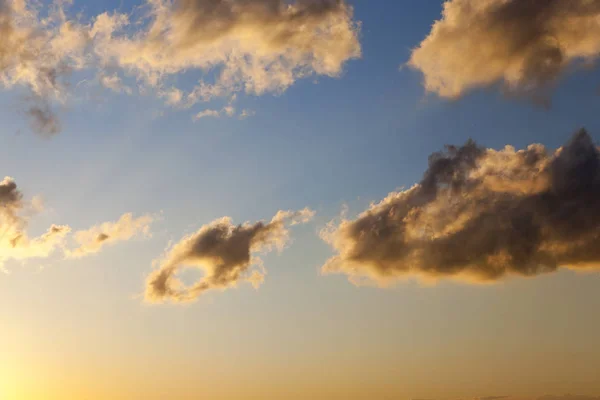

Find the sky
[[1, 0, 600, 399]]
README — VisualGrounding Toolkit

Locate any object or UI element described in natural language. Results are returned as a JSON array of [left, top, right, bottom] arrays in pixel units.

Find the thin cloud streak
[[66, 213, 154, 258], [0, 176, 155, 271]]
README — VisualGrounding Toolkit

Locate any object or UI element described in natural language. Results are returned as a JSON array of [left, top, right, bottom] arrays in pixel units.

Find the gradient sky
[[1, 1, 600, 399]]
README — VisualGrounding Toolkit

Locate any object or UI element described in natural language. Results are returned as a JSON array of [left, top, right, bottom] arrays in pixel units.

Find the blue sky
[[1, 1, 600, 399]]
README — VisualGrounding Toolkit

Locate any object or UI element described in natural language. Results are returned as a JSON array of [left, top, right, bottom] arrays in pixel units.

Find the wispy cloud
[[0, 0, 361, 134], [0, 176, 155, 272], [66, 213, 154, 258]]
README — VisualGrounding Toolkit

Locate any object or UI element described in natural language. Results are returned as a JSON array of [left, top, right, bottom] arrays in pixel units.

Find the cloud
[[409, 0, 600, 102], [193, 108, 221, 120], [321, 129, 600, 285], [239, 109, 255, 119], [0, 0, 90, 134], [26, 104, 61, 136], [99, 73, 132, 94], [0, 176, 155, 271], [0, 176, 24, 225], [0, 0, 360, 132], [0, 177, 71, 270], [192, 105, 241, 120], [92, 0, 361, 105], [145, 208, 315, 303], [1, 224, 72, 269], [66, 213, 154, 258]]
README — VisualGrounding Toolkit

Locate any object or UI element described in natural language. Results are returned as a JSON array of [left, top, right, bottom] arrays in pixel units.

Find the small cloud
[[159, 87, 183, 106], [193, 109, 221, 121], [66, 213, 154, 258], [239, 109, 256, 119], [99, 73, 132, 95], [145, 208, 315, 304], [26, 105, 61, 137]]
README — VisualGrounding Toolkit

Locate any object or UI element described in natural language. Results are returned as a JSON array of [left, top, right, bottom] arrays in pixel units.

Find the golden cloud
[[321, 130, 600, 285], [145, 208, 314, 303], [409, 0, 600, 102]]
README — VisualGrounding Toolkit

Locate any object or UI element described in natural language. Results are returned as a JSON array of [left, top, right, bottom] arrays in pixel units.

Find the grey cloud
[[0, 176, 22, 207], [321, 129, 600, 285], [96, 233, 110, 243], [409, 0, 600, 102], [145, 208, 315, 303], [26, 105, 61, 137], [0, 176, 24, 227]]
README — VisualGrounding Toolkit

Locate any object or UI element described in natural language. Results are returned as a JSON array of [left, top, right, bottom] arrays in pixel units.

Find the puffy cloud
[[67, 213, 154, 258], [145, 208, 315, 303], [321, 129, 600, 285], [91, 0, 361, 106], [409, 0, 600, 102]]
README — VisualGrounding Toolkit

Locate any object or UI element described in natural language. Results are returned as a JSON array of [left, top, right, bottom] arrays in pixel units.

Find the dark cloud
[[322, 129, 600, 284], [96, 233, 110, 243], [0, 176, 22, 206], [409, 0, 600, 102], [146, 209, 314, 303], [0, 176, 23, 226]]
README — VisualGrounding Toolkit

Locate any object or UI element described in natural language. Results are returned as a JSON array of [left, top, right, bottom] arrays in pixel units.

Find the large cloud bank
[[321, 130, 600, 285]]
